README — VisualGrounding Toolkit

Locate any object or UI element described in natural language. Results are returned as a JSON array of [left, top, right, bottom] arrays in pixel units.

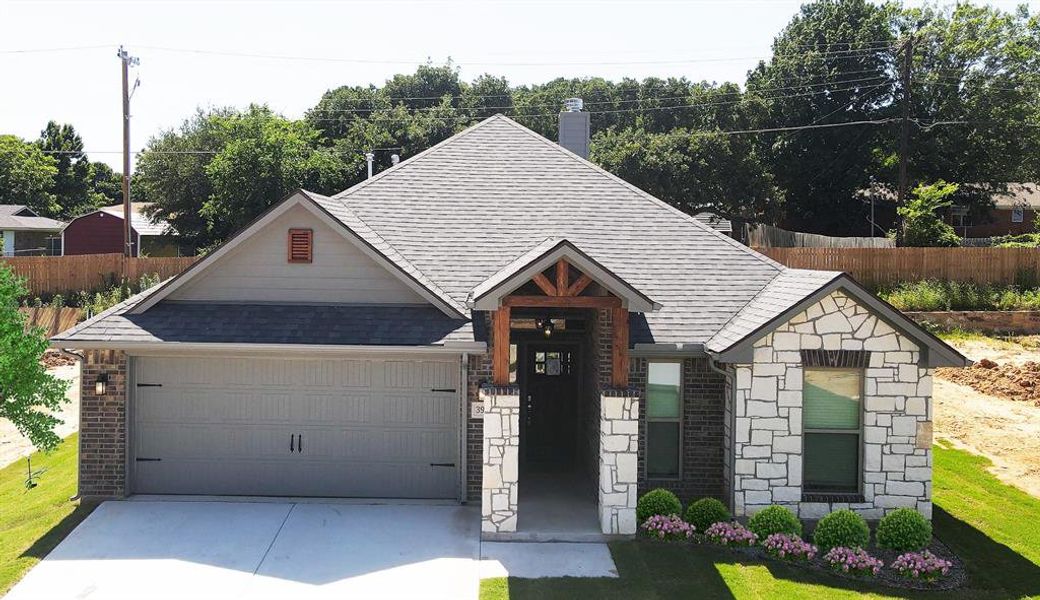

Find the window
[[803, 369, 862, 495], [287, 228, 313, 263], [647, 361, 681, 478], [533, 351, 572, 376], [1012, 205, 1025, 223]]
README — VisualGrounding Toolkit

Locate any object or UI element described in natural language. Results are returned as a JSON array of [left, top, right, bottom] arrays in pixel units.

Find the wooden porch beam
[[555, 258, 569, 294], [492, 306, 511, 385], [611, 307, 630, 388], [531, 273, 558, 296], [565, 273, 593, 297], [502, 295, 622, 308]]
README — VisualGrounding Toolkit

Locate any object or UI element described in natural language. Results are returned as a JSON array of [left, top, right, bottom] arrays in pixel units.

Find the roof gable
[[131, 191, 466, 318], [469, 237, 658, 312]]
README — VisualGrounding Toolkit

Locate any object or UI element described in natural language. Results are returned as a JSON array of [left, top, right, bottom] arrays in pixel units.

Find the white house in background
[[0, 205, 64, 256]]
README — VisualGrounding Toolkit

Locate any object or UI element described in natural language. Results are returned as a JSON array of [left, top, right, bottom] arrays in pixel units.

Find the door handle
[[290, 433, 295, 453], [298, 433, 303, 454]]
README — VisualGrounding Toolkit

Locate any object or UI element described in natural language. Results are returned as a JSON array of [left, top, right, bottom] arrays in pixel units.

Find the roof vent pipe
[[365, 152, 375, 179], [558, 98, 590, 159], [391, 154, 400, 166]]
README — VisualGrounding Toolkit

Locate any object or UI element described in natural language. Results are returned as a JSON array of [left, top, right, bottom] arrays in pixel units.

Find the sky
[[1, 0, 1037, 171]]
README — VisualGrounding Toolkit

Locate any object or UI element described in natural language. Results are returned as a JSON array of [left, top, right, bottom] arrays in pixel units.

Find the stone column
[[481, 385, 519, 534], [599, 389, 640, 534]]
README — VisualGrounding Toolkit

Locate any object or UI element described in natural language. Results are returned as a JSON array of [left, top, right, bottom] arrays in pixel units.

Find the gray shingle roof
[[0, 204, 63, 231], [98, 203, 172, 236], [705, 269, 843, 352], [693, 212, 733, 234], [331, 115, 783, 345], [55, 300, 472, 346], [0, 205, 33, 216]]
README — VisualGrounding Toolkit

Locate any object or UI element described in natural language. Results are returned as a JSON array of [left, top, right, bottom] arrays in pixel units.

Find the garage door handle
[[290, 434, 295, 453], [431, 388, 456, 393], [429, 463, 455, 467], [298, 433, 303, 454]]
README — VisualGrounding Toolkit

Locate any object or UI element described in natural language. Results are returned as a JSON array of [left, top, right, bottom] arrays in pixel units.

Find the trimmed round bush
[[747, 505, 802, 539], [812, 509, 870, 551], [684, 498, 731, 532], [876, 508, 932, 552], [636, 489, 682, 523]]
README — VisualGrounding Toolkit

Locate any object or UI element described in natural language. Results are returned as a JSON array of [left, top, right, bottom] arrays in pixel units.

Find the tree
[[137, 106, 349, 249], [747, 0, 898, 235], [895, 181, 961, 247], [34, 122, 109, 218], [0, 265, 69, 451], [0, 135, 58, 216]]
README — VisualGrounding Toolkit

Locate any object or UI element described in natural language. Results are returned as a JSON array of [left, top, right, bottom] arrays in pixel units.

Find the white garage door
[[131, 355, 461, 499]]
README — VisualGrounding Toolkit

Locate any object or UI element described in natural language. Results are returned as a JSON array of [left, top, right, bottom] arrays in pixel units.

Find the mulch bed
[[641, 535, 966, 592], [938, 359, 1040, 407]]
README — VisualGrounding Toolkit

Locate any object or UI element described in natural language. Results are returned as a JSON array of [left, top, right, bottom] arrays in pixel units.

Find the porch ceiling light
[[537, 317, 555, 338], [95, 373, 109, 396]]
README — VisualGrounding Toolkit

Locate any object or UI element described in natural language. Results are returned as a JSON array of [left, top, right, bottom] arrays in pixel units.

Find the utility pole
[[117, 46, 139, 258], [896, 35, 913, 207]]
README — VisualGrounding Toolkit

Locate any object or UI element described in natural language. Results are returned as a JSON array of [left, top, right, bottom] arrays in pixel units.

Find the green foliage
[[747, 505, 802, 539], [895, 181, 962, 247], [0, 265, 69, 451], [683, 497, 731, 531], [636, 488, 682, 523], [878, 279, 1040, 311], [0, 135, 58, 216], [70, 273, 161, 318], [34, 122, 118, 218], [876, 507, 932, 551], [812, 509, 871, 551]]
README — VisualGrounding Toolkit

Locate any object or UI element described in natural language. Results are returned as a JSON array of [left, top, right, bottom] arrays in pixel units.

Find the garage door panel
[[132, 356, 460, 499]]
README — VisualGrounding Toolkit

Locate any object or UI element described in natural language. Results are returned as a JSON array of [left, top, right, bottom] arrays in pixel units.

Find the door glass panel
[[647, 362, 681, 418], [804, 369, 861, 430]]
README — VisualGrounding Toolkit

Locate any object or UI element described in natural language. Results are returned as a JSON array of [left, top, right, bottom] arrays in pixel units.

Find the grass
[[480, 443, 1040, 600], [876, 280, 1040, 312], [0, 435, 95, 595]]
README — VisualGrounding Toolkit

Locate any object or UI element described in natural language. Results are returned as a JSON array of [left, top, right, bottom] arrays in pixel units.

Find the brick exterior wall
[[466, 347, 492, 502], [633, 356, 727, 503], [79, 349, 128, 499]]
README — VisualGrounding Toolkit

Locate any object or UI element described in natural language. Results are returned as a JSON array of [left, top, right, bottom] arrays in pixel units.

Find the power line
[[0, 44, 113, 54]]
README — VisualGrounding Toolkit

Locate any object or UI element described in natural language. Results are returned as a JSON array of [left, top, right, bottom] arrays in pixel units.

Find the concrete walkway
[[5, 499, 618, 600]]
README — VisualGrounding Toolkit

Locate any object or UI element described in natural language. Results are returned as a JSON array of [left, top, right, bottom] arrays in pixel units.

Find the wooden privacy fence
[[747, 224, 895, 248], [19, 306, 82, 336], [756, 247, 1040, 287], [0, 253, 196, 297]]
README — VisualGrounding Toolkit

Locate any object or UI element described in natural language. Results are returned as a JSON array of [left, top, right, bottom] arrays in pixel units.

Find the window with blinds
[[647, 361, 682, 479], [287, 229, 313, 263], [803, 368, 862, 495]]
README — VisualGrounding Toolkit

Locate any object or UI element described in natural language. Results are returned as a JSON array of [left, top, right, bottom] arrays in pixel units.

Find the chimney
[[558, 97, 590, 159]]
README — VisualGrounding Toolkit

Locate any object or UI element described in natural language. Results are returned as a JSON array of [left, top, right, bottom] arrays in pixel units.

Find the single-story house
[[948, 183, 1040, 238], [62, 202, 184, 257], [52, 113, 967, 540], [0, 205, 64, 256]]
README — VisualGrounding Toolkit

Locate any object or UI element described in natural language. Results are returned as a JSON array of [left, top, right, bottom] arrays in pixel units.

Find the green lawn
[[0, 435, 95, 596], [481, 442, 1040, 600]]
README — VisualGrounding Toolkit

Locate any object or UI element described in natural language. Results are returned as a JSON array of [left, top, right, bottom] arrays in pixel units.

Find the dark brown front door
[[521, 344, 580, 467]]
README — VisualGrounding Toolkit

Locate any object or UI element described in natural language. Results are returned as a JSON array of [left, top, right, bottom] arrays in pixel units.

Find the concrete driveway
[[5, 500, 481, 600]]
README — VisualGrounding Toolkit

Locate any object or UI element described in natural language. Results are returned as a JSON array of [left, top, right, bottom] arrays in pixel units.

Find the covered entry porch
[[473, 240, 654, 539]]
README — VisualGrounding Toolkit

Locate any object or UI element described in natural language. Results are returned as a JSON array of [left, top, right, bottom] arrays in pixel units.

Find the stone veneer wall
[[633, 357, 727, 501], [730, 290, 934, 520], [79, 349, 128, 499], [599, 389, 640, 534], [481, 385, 520, 533]]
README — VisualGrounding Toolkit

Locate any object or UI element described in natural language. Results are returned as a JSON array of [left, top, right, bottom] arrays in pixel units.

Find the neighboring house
[[948, 183, 1040, 238], [52, 113, 966, 541], [62, 202, 184, 257], [0, 205, 64, 256]]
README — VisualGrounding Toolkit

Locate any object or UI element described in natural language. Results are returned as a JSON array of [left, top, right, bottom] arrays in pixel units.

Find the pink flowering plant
[[762, 533, 817, 561], [823, 546, 883, 577], [704, 521, 758, 547], [640, 514, 695, 541], [891, 550, 952, 582]]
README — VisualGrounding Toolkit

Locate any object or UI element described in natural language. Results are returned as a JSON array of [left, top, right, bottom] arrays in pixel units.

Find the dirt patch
[[937, 360, 1040, 406], [41, 350, 77, 369], [0, 362, 80, 469]]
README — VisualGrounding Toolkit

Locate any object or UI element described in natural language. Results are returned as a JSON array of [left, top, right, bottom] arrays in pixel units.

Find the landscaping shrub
[[823, 546, 883, 577], [747, 505, 802, 539], [636, 488, 682, 523], [877, 279, 1040, 312], [812, 509, 870, 551], [704, 521, 758, 547], [876, 508, 932, 552], [762, 533, 817, 561], [640, 514, 695, 541], [684, 497, 731, 532], [891, 550, 953, 582]]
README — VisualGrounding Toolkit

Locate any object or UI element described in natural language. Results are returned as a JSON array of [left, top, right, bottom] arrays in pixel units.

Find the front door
[[521, 344, 580, 468]]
